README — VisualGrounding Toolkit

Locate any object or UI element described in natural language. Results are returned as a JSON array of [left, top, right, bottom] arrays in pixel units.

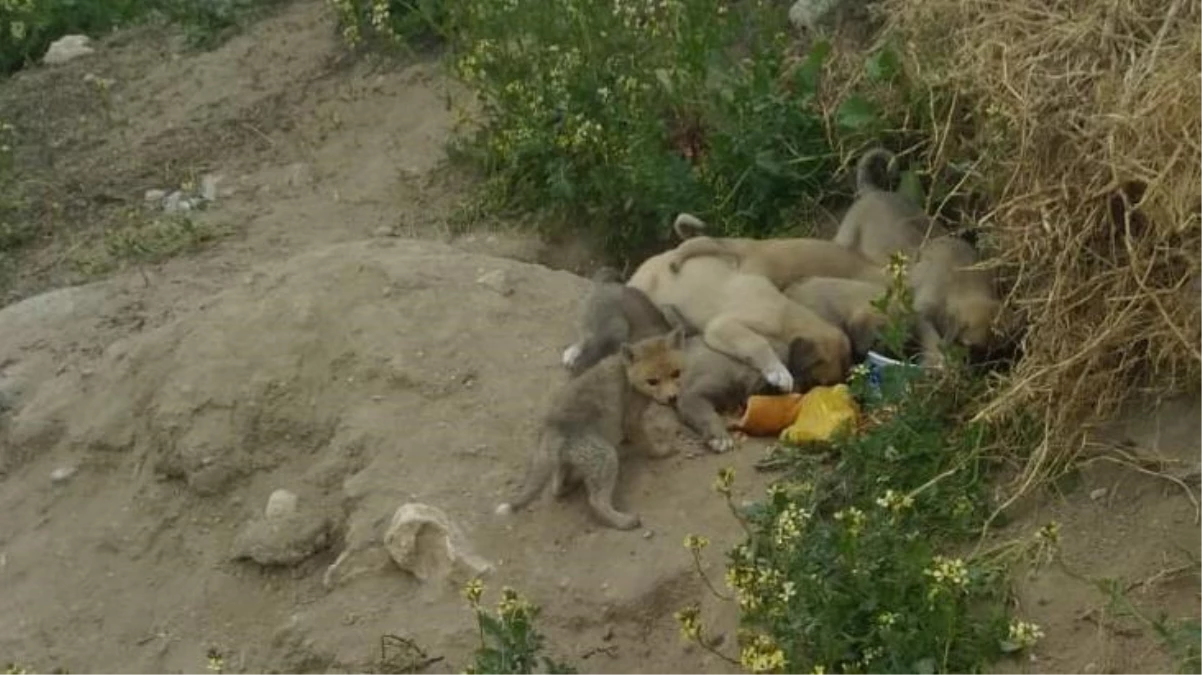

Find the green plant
[[674, 294, 1045, 673], [432, 0, 854, 258], [461, 580, 576, 675], [103, 211, 219, 264], [326, 0, 447, 51]]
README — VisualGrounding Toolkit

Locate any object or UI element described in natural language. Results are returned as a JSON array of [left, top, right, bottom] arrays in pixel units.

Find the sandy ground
[[0, 1, 1196, 672]]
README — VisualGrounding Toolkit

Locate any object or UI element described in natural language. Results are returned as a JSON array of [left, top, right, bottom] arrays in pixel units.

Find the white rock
[[265, 489, 299, 519], [200, 174, 222, 202], [144, 189, 167, 203], [50, 466, 78, 483], [384, 503, 493, 582], [43, 35, 95, 65], [162, 191, 184, 213], [476, 269, 514, 296]]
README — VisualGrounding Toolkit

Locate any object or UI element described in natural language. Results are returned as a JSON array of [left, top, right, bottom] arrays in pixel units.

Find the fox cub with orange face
[[496, 329, 687, 530]]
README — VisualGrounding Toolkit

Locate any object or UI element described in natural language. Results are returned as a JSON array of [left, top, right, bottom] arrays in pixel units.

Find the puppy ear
[[620, 342, 635, 364], [846, 311, 882, 357], [785, 337, 819, 391], [667, 327, 687, 349]]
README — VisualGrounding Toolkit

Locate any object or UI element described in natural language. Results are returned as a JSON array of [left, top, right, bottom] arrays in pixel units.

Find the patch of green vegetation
[[0, 0, 285, 74], [674, 268, 1048, 674], [331, 0, 933, 259], [461, 581, 576, 675], [1093, 576, 1202, 674]]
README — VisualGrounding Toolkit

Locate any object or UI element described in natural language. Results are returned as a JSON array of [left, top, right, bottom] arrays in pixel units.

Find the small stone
[[162, 191, 184, 213], [265, 489, 299, 519], [43, 35, 95, 65], [144, 189, 167, 203], [476, 269, 514, 296], [1089, 487, 1108, 501], [232, 505, 331, 567], [373, 225, 396, 238], [50, 466, 78, 483], [200, 174, 222, 202], [642, 530, 654, 540], [285, 163, 315, 188]]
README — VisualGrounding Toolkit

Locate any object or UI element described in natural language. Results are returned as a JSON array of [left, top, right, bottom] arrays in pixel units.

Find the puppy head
[[786, 332, 851, 390], [939, 294, 1002, 350], [621, 328, 687, 404]]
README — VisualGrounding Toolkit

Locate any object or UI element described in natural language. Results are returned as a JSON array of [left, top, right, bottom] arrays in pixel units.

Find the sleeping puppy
[[782, 276, 946, 366], [663, 213, 888, 288], [832, 148, 1002, 356], [628, 248, 851, 394], [561, 278, 822, 452]]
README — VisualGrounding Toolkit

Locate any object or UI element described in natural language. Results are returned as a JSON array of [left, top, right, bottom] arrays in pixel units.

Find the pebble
[[1089, 487, 1108, 501], [476, 269, 514, 296], [144, 189, 167, 202], [50, 466, 78, 484]]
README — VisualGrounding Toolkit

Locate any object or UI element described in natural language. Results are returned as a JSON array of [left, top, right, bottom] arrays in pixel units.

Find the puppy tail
[[496, 432, 560, 515], [855, 148, 899, 195], [672, 212, 708, 240]]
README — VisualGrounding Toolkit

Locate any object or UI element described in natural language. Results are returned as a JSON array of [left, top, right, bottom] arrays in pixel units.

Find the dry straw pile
[[879, 0, 1201, 486]]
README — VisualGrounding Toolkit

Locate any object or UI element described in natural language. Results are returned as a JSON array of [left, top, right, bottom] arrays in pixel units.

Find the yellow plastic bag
[[779, 384, 859, 445]]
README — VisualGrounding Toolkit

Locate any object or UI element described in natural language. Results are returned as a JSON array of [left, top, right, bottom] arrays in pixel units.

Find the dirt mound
[[0, 238, 765, 673]]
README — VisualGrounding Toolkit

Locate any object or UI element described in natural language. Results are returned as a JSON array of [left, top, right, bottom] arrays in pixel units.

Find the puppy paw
[[613, 513, 642, 530], [561, 343, 583, 369], [763, 364, 794, 392], [707, 435, 735, 453]]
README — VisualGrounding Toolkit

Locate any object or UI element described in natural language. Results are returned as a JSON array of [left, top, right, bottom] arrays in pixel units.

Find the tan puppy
[[833, 148, 1002, 355], [833, 148, 948, 263], [783, 276, 947, 366], [628, 247, 851, 393], [663, 213, 888, 288], [908, 237, 1001, 354]]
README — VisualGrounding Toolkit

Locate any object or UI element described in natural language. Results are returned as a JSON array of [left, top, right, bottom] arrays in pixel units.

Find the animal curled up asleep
[[496, 329, 687, 530]]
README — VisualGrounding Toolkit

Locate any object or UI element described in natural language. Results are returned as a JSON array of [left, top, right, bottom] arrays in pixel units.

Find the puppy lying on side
[[783, 276, 949, 365], [832, 148, 1002, 357], [498, 330, 687, 530], [663, 213, 888, 288], [628, 250, 851, 393], [561, 278, 811, 452]]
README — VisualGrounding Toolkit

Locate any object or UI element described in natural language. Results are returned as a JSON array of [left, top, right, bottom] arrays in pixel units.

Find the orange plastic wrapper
[[734, 393, 806, 436]]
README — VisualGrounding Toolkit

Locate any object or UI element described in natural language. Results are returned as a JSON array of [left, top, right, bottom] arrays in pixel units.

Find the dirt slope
[[0, 238, 770, 673], [0, 0, 1196, 672]]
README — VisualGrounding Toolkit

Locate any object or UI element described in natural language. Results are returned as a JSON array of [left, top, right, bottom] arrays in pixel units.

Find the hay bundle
[[880, 0, 1201, 479]]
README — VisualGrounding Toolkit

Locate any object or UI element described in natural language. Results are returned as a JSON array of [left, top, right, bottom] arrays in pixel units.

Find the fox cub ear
[[667, 327, 686, 349], [620, 342, 635, 364]]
